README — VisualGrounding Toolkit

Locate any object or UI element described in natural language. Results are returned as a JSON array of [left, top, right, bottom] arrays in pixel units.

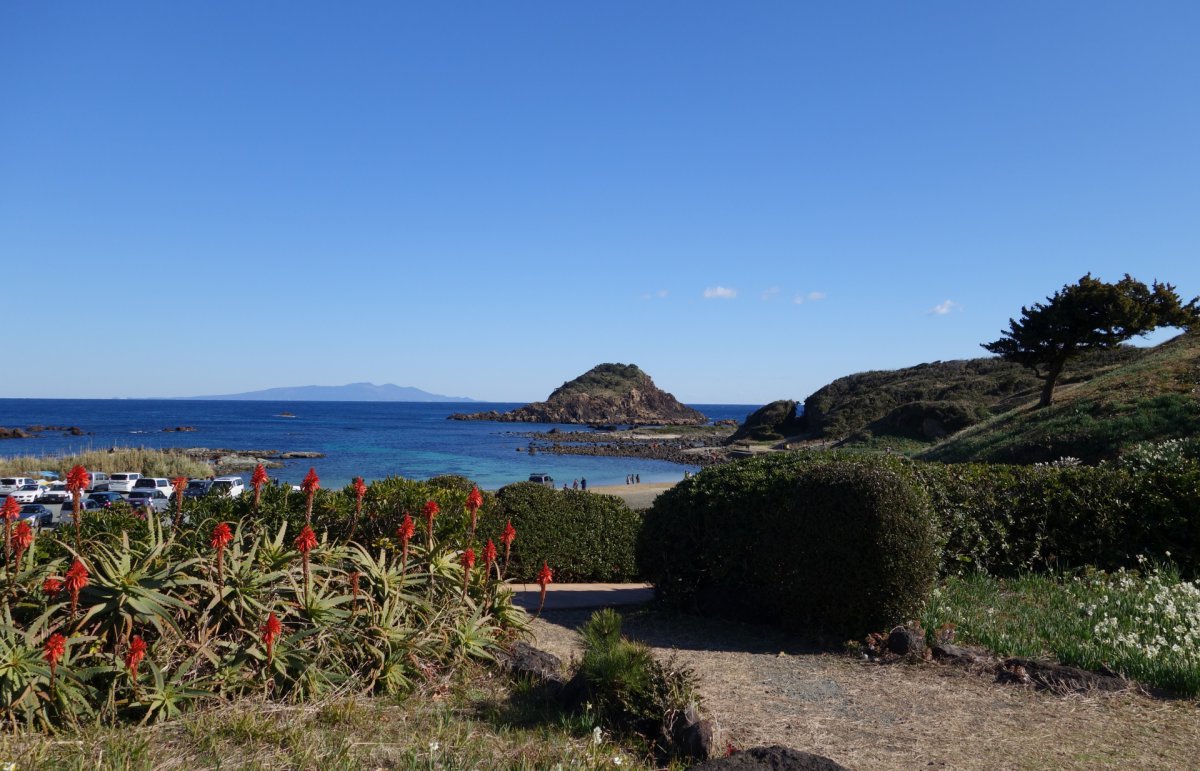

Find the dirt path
[[531, 609, 1200, 770], [587, 482, 675, 510]]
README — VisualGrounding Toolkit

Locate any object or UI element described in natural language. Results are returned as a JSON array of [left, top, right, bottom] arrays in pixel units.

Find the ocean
[[0, 400, 760, 490]]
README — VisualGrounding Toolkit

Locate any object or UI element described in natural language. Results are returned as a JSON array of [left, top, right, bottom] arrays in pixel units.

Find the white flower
[[612, 755, 624, 765], [593, 726, 604, 746], [429, 741, 439, 753]]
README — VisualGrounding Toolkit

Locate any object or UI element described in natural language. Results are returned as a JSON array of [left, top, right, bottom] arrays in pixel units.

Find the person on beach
[[572, 479, 578, 490], [581, 477, 587, 490]]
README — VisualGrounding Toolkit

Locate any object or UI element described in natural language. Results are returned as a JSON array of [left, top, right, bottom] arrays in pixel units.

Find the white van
[[107, 472, 143, 493], [210, 476, 245, 498], [87, 471, 111, 492], [0, 477, 37, 496]]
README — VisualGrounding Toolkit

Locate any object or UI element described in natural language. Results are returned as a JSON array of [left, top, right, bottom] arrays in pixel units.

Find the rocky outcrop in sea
[[450, 363, 706, 426]]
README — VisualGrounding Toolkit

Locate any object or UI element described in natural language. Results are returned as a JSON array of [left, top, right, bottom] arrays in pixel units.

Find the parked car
[[7, 484, 43, 504], [107, 472, 143, 493], [132, 477, 173, 497], [181, 479, 213, 500], [42, 499, 101, 528], [527, 473, 555, 487], [18, 503, 52, 525], [126, 489, 171, 513], [209, 476, 245, 498], [86, 491, 126, 508], [0, 477, 37, 496], [36, 482, 74, 504], [87, 471, 111, 492]]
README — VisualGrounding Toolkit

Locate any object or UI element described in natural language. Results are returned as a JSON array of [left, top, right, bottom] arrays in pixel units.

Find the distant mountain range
[[179, 383, 476, 402]]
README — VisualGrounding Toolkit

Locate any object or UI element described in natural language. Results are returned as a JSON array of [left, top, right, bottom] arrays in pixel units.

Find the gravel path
[[531, 609, 1200, 770]]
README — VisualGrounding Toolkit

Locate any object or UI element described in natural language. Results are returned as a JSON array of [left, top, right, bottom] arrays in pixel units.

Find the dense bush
[[482, 483, 641, 582], [638, 453, 938, 637], [915, 452, 1200, 577]]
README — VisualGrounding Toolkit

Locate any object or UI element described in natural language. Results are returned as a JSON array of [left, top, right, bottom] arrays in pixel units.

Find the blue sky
[[3, 2, 1197, 403]]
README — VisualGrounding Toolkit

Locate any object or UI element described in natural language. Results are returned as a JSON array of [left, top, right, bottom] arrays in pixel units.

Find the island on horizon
[[177, 382, 476, 402]]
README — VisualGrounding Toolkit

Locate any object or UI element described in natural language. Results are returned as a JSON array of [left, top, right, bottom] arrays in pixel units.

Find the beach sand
[[587, 481, 676, 509]]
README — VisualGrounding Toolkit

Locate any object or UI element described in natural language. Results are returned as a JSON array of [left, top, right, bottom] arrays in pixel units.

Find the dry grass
[[532, 609, 1200, 770], [0, 447, 213, 479], [0, 666, 668, 770]]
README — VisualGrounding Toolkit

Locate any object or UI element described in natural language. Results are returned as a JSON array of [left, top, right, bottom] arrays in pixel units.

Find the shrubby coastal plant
[[0, 467, 529, 730]]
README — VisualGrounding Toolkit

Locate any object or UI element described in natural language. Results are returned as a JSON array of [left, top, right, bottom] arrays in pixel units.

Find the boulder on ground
[[686, 745, 851, 771]]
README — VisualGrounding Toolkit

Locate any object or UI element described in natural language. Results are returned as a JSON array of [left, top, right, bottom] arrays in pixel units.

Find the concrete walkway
[[510, 582, 654, 611]]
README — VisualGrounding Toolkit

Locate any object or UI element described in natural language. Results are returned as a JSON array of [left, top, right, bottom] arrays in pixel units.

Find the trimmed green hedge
[[638, 453, 938, 637], [482, 483, 642, 582], [916, 460, 1200, 577]]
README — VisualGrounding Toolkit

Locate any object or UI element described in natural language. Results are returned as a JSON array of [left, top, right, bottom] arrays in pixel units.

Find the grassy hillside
[[920, 331, 1200, 464], [802, 346, 1145, 442]]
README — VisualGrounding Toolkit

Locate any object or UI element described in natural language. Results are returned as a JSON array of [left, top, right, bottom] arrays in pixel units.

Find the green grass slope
[[919, 331, 1200, 464], [802, 347, 1145, 443]]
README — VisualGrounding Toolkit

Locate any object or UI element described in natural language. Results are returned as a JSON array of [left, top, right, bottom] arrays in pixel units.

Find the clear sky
[[3, 2, 1198, 404]]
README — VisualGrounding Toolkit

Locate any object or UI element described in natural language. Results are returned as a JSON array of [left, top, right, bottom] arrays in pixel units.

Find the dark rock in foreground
[[687, 745, 851, 771], [451, 363, 706, 426]]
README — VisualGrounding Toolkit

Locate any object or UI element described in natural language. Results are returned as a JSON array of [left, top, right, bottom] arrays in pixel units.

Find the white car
[[210, 476, 245, 498], [7, 484, 43, 503], [107, 472, 143, 493]]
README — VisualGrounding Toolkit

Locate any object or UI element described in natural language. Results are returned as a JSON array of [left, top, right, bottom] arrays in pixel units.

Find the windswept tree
[[983, 274, 1199, 407]]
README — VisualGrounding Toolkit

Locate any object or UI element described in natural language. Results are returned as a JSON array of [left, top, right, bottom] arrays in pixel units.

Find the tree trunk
[[1038, 359, 1066, 407]]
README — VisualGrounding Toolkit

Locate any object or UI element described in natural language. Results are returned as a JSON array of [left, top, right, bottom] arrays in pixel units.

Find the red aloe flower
[[66, 465, 90, 495], [12, 520, 33, 568], [294, 525, 318, 555], [262, 612, 282, 663], [483, 538, 497, 579], [251, 463, 269, 511], [294, 525, 318, 602], [301, 468, 319, 524], [171, 476, 188, 528], [535, 561, 553, 617], [64, 558, 89, 617], [461, 547, 476, 598], [466, 485, 484, 538], [423, 500, 440, 549], [42, 576, 63, 596], [1, 497, 18, 573], [500, 520, 516, 577], [66, 465, 89, 552], [210, 522, 233, 576], [348, 476, 367, 541], [43, 633, 66, 678], [125, 635, 147, 675], [396, 512, 415, 571]]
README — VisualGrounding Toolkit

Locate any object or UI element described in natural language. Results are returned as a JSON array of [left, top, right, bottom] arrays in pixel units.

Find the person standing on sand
[[635, 473, 640, 484], [572, 479, 578, 490], [581, 478, 587, 490]]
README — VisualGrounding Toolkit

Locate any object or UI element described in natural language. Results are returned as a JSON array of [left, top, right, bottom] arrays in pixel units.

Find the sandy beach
[[587, 480, 676, 509]]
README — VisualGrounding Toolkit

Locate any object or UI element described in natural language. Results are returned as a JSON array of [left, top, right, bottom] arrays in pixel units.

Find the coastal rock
[[278, 451, 324, 459], [726, 401, 806, 444], [686, 746, 851, 771], [0, 427, 30, 439], [450, 364, 706, 426]]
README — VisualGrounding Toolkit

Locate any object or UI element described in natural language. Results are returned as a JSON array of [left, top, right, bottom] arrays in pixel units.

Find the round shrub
[[639, 452, 938, 637], [483, 482, 641, 582]]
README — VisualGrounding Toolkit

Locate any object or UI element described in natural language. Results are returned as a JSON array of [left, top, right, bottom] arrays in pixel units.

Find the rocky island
[[450, 363, 707, 426]]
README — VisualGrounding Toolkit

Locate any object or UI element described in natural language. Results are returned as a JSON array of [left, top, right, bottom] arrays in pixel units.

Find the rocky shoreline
[[177, 447, 325, 474], [513, 427, 736, 467]]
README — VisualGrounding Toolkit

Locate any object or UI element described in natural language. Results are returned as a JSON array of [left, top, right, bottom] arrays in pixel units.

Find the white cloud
[[761, 287, 780, 301], [929, 299, 963, 315], [703, 286, 737, 300], [657, 289, 668, 298], [794, 290, 827, 305], [639, 289, 669, 301], [807, 291, 826, 302]]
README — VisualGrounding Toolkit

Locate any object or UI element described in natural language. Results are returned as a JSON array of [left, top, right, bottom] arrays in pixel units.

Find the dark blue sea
[[0, 400, 760, 490]]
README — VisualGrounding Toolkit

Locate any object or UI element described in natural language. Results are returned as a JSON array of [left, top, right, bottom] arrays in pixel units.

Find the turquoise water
[[0, 399, 759, 490]]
